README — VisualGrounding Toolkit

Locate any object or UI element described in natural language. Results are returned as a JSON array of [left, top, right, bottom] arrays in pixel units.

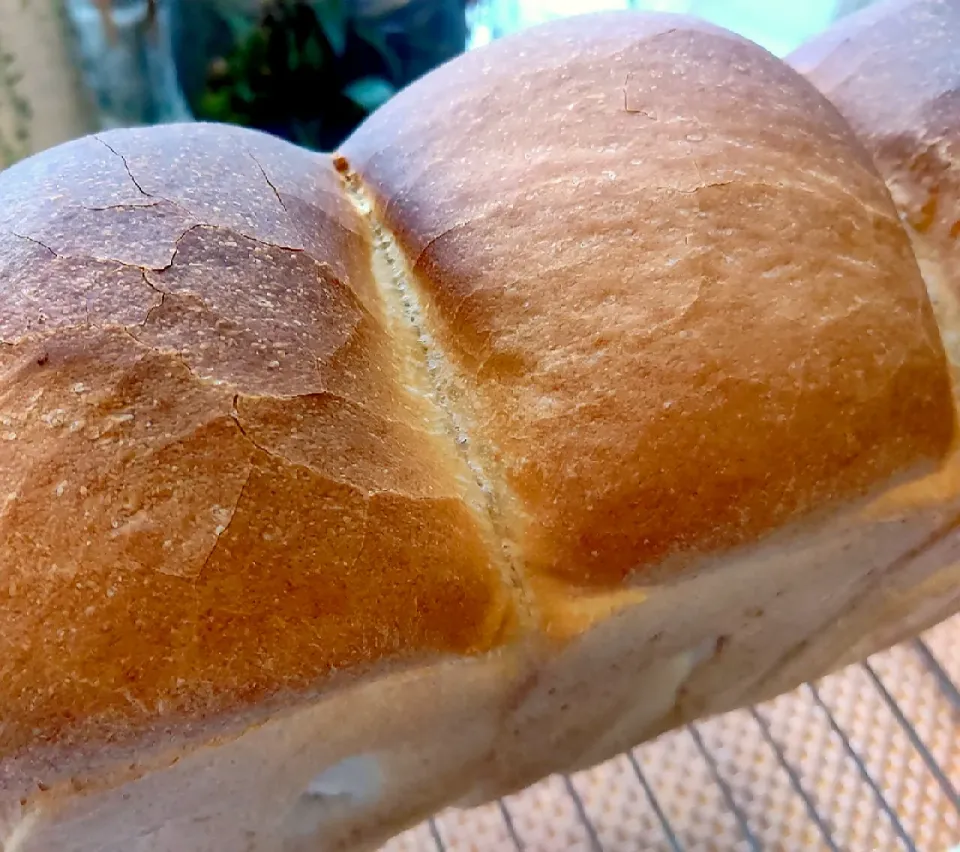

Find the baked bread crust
[[341, 9, 952, 612], [789, 0, 960, 679], [790, 0, 960, 369], [0, 124, 518, 789], [0, 10, 957, 851]]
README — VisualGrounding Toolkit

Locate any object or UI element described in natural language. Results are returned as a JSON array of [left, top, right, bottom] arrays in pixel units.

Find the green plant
[[194, 0, 403, 151]]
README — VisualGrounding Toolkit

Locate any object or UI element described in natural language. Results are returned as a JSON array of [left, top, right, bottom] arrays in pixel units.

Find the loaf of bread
[[791, 0, 959, 367], [1, 10, 958, 852], [789, 0, 960, 668]]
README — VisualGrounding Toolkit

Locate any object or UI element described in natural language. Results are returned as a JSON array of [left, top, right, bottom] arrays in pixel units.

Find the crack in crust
[[335, 163, 534, 622], [94, 135, 152, 198]]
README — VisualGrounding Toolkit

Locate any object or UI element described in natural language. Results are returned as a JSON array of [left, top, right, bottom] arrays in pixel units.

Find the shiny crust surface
[[341, 12, 954, 589], [0, 124, 513, 783], [0, 10, 954, 797], [789, 0, 960, 367]]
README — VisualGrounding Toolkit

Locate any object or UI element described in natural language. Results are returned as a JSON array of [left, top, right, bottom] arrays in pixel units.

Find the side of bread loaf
[[1, 10, 959, 852], [788, 0, 960, 669]]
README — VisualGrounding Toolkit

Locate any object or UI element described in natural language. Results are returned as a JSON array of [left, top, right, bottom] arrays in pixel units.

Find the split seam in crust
[[332, 159, 533, 617]]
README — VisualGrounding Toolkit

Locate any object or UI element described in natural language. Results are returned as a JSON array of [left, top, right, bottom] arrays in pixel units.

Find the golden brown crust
[[785, 0, 960, 680], [0, 123, 514, 787], [789, 0, 960, 367], [1, 11, 959, 837], [340, 12, 955, 594]]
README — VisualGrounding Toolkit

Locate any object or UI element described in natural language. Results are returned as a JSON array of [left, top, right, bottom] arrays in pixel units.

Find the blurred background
[[3, 0, 877, 168]]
